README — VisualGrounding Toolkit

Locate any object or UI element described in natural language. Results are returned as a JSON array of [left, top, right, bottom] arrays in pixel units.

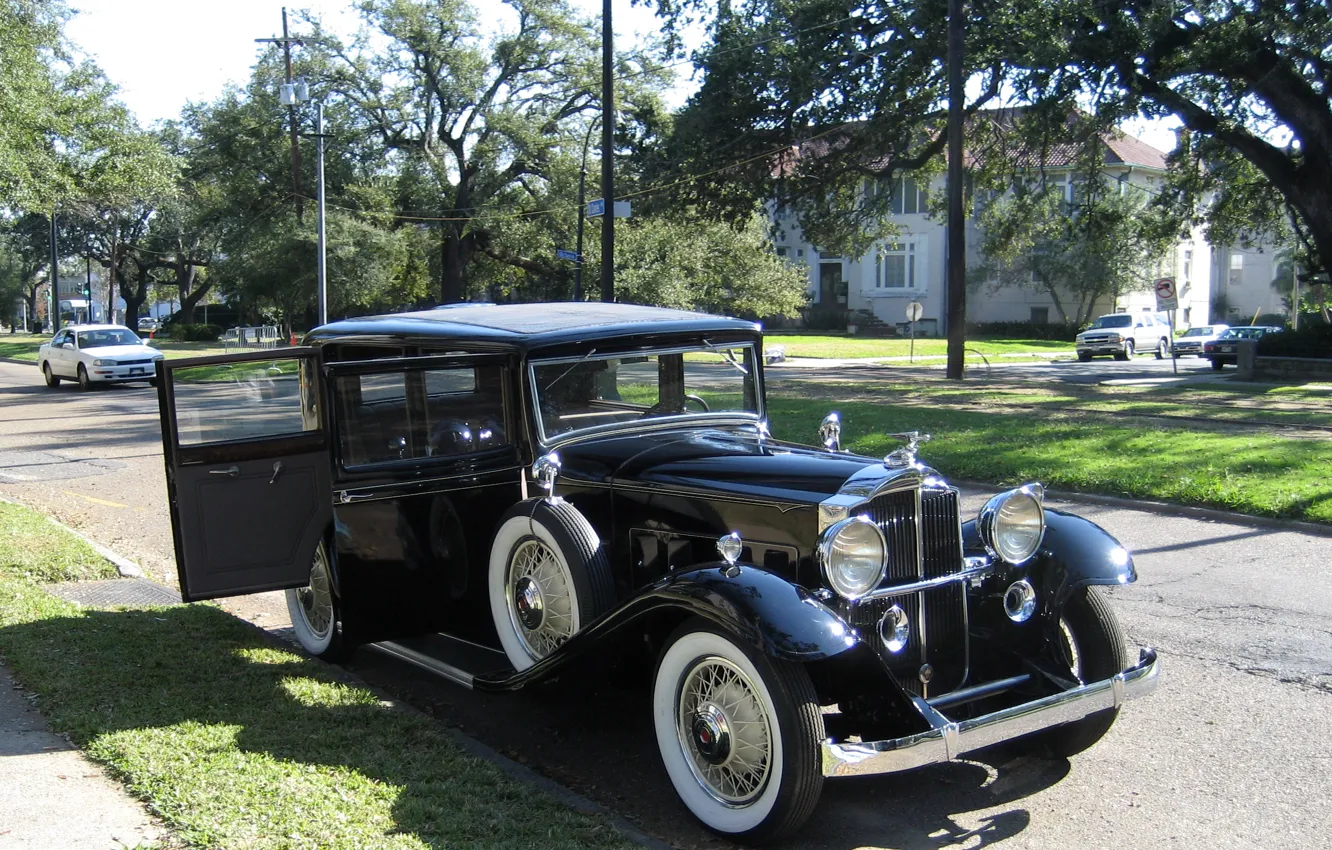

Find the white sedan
[[38, 324, 166, 390]]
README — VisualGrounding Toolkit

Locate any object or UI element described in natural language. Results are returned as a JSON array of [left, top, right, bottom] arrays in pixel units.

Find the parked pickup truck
[[1075, 313, 1171, 361]]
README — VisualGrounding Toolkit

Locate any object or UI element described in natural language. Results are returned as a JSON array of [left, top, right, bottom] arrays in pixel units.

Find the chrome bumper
[[822, 647, 1159, 777]]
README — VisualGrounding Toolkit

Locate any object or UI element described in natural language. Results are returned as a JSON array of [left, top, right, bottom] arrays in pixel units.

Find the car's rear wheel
[[653, 622, 824, 843], [1154, 338, 1168, 359], [1032, 587, 1130, 758], [488, 499, 614, 670], [76, 364, 92, 391], [285, 540, 351, 661], [42, 362, 60, 387], [1210, 358, 1225, 371]]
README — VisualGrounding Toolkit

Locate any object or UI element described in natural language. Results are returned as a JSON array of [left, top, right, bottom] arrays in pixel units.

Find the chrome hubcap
[[513, 576, 545, 631], [296, 547, 334, 639], [507, 538, 575, 660], [677, 656, 772, 805]]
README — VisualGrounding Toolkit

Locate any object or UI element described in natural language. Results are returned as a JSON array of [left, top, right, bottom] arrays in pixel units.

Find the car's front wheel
[[653, 622, 824, 843], [488, 499, 615, 670], [42, 362, 60, 387], [1032, 587, 1130, 758], [76, 364, 93, 391], [1076, 351, 1092, 363], [285, 540, 351, 661]]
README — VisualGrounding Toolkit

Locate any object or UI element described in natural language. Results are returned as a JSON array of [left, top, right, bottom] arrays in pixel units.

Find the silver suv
[[1075, 313, 1171, 361]]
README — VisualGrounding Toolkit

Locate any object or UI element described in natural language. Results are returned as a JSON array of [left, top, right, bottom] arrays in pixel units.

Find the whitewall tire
[[652, 623, 824, 843], [285, 540, 349, 660], [488, 499, 614, 671]]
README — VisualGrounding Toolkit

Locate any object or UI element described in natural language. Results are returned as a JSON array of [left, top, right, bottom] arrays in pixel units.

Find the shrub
[[967, 320, 1080, 341], [168, 323, 223, 342], [804, 306, 849, 330], [1257, 323, 1332, 359]]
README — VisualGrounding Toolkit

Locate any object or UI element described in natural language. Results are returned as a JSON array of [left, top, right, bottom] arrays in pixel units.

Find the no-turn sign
[[1154, 277, 1179, 311]]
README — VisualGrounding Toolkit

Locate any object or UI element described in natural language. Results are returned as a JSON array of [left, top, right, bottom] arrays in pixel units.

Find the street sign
[[1154, 277, 1179, 311], [556, 248, 579, 262], [586, 199, 632, 218], [905, 301, 924, 322]]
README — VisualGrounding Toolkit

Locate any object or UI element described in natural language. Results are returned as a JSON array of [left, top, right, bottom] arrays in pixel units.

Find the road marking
[[61, 491, 129, 509]]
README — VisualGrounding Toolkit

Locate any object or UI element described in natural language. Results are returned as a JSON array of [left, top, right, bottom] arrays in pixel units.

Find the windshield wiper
[[541, 348, 598, 393], [702, 338, 748, 375]]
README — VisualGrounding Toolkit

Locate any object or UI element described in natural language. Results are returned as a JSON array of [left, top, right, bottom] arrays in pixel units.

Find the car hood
[[556, 428, 879, 505], [80, 344, 160, 359]]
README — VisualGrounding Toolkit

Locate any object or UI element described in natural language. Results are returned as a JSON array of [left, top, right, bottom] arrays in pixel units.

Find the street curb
[[0, 356, 34, 366], [954, 480, 1332, 539], [0, 495, 144, 577]]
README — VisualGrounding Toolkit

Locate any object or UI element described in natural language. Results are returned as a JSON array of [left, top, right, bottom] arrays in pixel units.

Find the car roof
[[64, 324, 135, 333], [308, 302, 760, 350]]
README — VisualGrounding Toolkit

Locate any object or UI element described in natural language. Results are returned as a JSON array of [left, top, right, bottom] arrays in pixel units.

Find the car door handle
[[269, 461, 283, 484], [209, 466, 240, 477]]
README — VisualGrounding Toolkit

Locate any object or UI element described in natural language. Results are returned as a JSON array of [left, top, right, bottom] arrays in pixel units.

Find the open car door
[[158, 348, 332, 602]]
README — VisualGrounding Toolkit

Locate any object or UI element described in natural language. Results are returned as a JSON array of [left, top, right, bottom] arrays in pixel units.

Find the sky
[[65, 0, 696, 125], [64, 0, 1178, 151]]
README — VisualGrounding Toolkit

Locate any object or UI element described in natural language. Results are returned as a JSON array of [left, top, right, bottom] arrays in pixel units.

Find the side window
[[172, 358, 318, 446], [334, 363, 508, 468], [424, 364, 508, 457], [333, 372, 416, 466]]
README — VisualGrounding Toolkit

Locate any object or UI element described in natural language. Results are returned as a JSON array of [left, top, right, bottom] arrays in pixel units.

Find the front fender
[[964, 508, 1136, 612], [474, 562, 862, 691]]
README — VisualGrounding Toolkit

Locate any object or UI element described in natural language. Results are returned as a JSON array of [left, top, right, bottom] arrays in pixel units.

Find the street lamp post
[[281, 80, 329, 327]]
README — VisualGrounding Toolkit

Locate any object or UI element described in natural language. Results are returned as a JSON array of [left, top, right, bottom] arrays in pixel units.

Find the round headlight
[[818, 516, 886, 599], [979, 484, 1046, 564]]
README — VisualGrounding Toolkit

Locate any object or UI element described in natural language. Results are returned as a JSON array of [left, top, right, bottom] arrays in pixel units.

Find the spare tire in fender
[[488, 498, 615, 670]]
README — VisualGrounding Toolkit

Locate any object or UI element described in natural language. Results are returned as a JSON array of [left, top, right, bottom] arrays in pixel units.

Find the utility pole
[[256, 8, 304, 222], [48, 211, 58, 331], [574, 117, 599, 302], [599, 0, 614, 303], [944, 0, 966, 380], [315, 102, 328, 325]]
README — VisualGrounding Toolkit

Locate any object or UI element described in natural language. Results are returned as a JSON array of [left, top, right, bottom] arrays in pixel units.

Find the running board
[[372, 634, 513, 690]]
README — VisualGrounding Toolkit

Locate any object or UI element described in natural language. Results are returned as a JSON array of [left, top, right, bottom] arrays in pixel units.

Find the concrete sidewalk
[[0, 663, 162, 849]]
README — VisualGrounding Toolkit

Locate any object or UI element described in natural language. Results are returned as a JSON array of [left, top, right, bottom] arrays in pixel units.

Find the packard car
[[156, 303, 1158, 843]]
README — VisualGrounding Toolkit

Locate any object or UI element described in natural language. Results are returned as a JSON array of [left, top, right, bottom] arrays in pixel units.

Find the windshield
[[1180, 327, 1211, 338], [530, 344, 760, 441], [1088, 315, 1131, 329], [77, 328, 141, 347]]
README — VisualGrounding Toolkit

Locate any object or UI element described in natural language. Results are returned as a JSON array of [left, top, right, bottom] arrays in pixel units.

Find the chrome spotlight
[[1003, 579, 1037, 623], [878, 605, 910, 653]]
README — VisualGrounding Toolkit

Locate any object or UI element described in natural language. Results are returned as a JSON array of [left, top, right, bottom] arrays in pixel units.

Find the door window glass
[[173, 358, 317, 446], [335, 364, 507, 467]]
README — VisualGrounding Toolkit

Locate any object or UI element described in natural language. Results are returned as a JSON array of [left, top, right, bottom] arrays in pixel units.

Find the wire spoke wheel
[[677, 655, 774, 805], [507, 537, 577, 660], [295, 547, 335, 640]]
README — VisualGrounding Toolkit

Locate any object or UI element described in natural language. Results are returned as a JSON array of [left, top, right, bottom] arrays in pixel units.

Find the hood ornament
[[883, 431, 930, 468], [818, 412, 842, 453]]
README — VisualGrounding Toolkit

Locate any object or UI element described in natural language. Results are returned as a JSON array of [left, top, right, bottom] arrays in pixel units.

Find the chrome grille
[[865, 489, 918, 582], [854, 484, 967, 696]]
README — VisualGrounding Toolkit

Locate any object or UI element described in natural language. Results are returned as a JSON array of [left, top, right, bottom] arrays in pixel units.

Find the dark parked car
[[156, 303, 1158, 843], [1203, 325, 1283, 370]]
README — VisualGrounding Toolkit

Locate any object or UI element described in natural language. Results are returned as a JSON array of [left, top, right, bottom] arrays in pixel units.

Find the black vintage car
[[156, 303, 1158, 843]]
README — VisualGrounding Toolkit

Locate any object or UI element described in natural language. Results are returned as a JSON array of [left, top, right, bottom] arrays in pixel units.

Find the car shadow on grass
[[0, 602, 638, 849]]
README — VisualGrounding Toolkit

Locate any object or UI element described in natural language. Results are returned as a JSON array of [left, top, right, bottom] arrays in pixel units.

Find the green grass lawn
[[765, 390, 1332, 524], [765, 334, 1074, 360], [0, 501, 637, 850], [0, 334, 229, 363]]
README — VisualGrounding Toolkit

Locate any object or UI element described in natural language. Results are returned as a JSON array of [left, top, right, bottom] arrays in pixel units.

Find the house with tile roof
[[770, 115, 1280, 333]]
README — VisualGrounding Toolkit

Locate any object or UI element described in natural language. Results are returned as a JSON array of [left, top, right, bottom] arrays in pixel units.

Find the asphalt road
[[0, 357, 1329, 849]]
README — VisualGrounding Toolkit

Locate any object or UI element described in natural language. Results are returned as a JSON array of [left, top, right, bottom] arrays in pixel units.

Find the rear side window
[[334, 364, 507, 467]]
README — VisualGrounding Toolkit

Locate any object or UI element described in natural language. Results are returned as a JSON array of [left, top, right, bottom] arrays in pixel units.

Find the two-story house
[[772, 121, 1234, 332]]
